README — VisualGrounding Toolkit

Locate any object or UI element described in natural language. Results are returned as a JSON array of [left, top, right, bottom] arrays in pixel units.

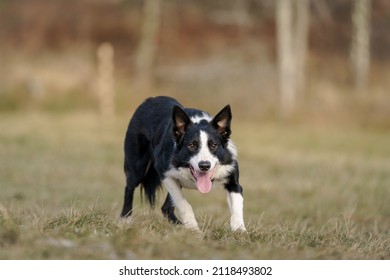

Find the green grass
[[0, 112, 389, 259]]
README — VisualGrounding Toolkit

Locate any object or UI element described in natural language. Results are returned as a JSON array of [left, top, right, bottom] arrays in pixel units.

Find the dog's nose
[[198, 161, 211, 171]]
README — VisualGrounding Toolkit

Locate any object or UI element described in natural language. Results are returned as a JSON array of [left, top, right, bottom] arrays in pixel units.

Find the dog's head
[[171, 105, 236, 193]]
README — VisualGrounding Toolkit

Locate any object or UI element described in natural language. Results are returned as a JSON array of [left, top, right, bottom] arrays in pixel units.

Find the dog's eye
[[209, 142, 218, 151], [188, 142, 198, 152]]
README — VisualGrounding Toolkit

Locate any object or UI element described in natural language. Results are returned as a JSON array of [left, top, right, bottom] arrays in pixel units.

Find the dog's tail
[[141, 164, 161, 207]]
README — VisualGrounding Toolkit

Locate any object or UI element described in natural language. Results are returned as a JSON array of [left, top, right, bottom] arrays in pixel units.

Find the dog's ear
[[212, 105, 232, 141], [172, 105, 191, 142]]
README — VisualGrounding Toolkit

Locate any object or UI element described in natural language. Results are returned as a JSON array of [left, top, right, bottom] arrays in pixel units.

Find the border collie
[[120, 96, 246, 231]]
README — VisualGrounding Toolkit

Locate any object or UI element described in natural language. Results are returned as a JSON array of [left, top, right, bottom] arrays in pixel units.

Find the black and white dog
[[120, 96, 245, 231]]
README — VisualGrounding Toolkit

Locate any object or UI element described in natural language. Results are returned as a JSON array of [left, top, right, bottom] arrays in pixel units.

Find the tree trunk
[[233, 0, 252, 29], [96, 42, 115, 118], [350, 0, 371, 93], [276, 0, 310, 118], [135, 0, 162, 88], [277, 0, 295, 118], [294, 0, 310, 97]]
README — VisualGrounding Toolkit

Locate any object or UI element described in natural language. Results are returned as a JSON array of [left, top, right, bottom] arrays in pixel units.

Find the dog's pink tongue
[[195, 172, 213, 193]]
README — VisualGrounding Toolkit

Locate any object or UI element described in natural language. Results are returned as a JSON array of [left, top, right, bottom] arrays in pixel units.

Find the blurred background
[[0, 0, 389, 124], [1, 1, 390, 259]]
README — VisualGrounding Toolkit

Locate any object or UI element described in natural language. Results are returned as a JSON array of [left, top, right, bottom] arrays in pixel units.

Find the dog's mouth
[[189, 165, 215, 194]]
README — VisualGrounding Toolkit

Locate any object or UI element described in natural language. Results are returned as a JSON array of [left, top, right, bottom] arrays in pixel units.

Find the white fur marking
[[227, 140, 238, 160], [213, 163, 235, 181], [227, 192, 246, 231], [189, 131, 218, 173], [190, 113, 212, 124], [165, 167, 197, 190]]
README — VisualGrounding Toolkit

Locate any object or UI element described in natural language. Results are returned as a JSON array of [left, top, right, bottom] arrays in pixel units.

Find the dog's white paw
[[230, 215, 246, 232], [182, 221, 201, 232], [119, 215, 133, 227]]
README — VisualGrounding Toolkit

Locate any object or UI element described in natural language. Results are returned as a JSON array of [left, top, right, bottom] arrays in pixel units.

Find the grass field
[[0, 111, 389, 259]]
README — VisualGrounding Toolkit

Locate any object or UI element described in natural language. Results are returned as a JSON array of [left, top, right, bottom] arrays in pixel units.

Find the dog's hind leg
[[161, 193, 181, 225], [120, 158, 151, 219], [120, 134, 150, 220], [120, 175, 138, 219]]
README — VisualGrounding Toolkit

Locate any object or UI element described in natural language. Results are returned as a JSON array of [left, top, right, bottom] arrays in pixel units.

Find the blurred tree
[[295, 0, 310, 97], [96, 42, 115, 118], [277, 0, 295, 118], [233, 0, 252, 29], [350, 0, 371, 94], [135, 0, 162, 88], [277, 0, 310, 118]]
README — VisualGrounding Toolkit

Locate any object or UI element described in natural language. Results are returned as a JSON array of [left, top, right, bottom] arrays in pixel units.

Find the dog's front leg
[[227, 192, 246, 232], [162, 177, 200, 231]]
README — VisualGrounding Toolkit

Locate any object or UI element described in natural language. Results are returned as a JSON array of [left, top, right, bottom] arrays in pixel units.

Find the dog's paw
[[119, 215, 134, 227], [183, 221, 201, 233], [230, 215, 246, 232]]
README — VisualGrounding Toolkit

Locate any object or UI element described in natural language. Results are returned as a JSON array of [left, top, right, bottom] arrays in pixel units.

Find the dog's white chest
[[165, 167, 198, 190]]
